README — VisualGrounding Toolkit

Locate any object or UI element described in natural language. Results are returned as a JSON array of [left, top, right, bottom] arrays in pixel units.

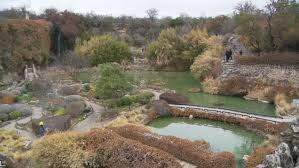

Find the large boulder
[[0, 104, 32, 121], [0, 90, 21, 98], [64, 95, 84, 105], [32, 115, 72, 135], [0, 104, 14, 114], [159, 92, 189, 104], [58, 85, 81, 96], [148, 100, 171, 117], [27, 79, 52, 97], [257, 143, 294, 168], [65, 101, 86, 118], [11, 104, 32, 116], [0, 153, 15, 168]]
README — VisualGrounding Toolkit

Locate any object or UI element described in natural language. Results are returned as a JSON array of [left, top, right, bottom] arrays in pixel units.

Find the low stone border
[[170, 107, 289, 136]]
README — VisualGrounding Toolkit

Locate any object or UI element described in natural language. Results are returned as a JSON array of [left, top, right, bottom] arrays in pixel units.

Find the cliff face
[[0, 19, 50, 73]]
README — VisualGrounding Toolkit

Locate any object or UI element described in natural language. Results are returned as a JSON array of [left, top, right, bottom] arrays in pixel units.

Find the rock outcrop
[[0, 104, 32, 122], [148, 100, 171, 117], [64, 95, 84, 105], [65, 100, 90, 118], [32, 115, 72, 135], [58, 84, 81, 96], [257, 143, 294, 168], [0, 153, 15, 168], [257, 118, 299, 168], [159, 92, 189, 105]]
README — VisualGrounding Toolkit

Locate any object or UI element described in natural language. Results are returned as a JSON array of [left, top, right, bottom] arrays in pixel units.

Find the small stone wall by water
[[111, 124, 236, 168], [170, 108, 288, 136]]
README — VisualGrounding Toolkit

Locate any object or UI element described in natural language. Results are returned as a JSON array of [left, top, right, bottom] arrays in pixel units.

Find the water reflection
[[148, 117, 264, 168]]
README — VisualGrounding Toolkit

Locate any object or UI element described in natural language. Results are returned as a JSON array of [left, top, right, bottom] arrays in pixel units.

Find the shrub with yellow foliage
[[146, 28, 181, 69], [191, 36, 223, 80], [146, 28, 208, 71], [75, 35, 130, 66]]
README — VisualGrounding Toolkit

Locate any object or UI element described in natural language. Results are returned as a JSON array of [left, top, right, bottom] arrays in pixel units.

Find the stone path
[[170, 104, 296, 123], [2, 107, 43, 141], [220, 60, 237, 78], [71, 101, 106, 131], [220, 34, 251, 79]]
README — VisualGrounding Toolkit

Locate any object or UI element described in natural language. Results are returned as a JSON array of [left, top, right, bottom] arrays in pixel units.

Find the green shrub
[[17, 94, 32, 103], [8, 111, 22, 120], [52, 107, 66, 116], [96, 63, 134, 99], [104, 92, 154, 109], [75, 35, 130, 66]]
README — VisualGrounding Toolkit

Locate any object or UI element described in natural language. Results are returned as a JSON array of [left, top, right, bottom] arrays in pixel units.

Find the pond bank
[[148, 117, 264, 167], [131, 71, 276, 116]]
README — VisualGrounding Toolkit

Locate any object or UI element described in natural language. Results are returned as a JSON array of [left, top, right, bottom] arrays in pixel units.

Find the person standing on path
[[225, 48, 233, 62], [38, 121, 46, 136]]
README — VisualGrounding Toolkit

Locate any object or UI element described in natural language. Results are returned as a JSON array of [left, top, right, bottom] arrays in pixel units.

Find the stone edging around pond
[[169, 107, 289, 136]]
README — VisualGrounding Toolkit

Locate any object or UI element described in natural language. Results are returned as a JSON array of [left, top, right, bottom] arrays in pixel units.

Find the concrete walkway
[[2, 107, 43, 141], [170, 104, 295, 123], [71, 101, 106, 131]]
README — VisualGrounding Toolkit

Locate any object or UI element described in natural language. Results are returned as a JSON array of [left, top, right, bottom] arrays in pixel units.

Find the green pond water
[[148, 117, 265, 167], [133, 71, 276, 116]]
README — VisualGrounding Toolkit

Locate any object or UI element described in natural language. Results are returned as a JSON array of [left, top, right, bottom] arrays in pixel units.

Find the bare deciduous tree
[[146, 8, 159, 22]]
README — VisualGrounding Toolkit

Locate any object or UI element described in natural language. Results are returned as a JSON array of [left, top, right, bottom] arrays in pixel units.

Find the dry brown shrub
[[111, 124, 236, 168], [159, 92, 189, 104], [0, 96, 17, 104], [84, 128, 182, 168], [31, 132, 88, 168], [202, 77, 220, 94], [217, 76, 251, 96], [246, 145, 275, 168], [275, 93, 299, 116], [0, 19, 50, 72], [30, 128, 182, 168], [236, 52, 299, 66]]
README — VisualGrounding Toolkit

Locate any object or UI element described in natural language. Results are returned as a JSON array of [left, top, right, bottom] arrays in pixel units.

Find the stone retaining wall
[[170, 107, 288, 136]]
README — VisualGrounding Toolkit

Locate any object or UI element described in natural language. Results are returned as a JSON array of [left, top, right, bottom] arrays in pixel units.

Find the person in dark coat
[[225, 49, 233, 62]]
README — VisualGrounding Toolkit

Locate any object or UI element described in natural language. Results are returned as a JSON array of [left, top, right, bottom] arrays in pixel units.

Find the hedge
[[104, 92, 154, 109]]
